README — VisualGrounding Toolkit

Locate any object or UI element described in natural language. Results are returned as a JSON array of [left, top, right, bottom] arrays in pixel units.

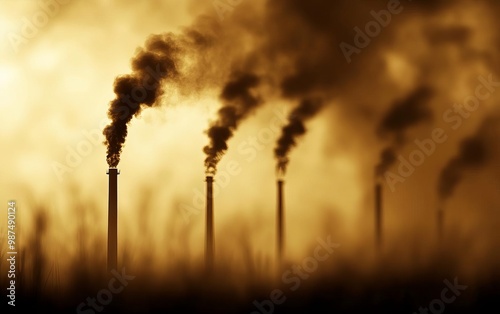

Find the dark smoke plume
[[103, 34, 182, 167], [378, 87, 434, 135], [203, 73, 262, 174], [376, 87, 434, 176], [274, 98, 323, 174], [101, 14, 251, 168], [438, 120, 493, 200]]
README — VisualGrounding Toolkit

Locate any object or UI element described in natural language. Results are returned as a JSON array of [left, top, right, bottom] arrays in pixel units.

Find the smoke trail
[[376, 148, 398, 177], [102, 34, 182, 167], [101, 13, 256, 168], [274, 98, 323, 174], [203, 73, 262, 174], [438, 124, 491, 200], [375, 86, 433, 176]]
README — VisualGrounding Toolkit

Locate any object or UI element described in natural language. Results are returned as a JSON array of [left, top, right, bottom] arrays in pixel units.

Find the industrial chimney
[[107, 168, 119, 272], [374, 176, 383, 252], [277, 178, 284, 264], [205, 175, 214, 271], [276, 166, 286, 264]]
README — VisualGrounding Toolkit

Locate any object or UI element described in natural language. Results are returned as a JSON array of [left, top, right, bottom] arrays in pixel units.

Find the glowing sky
[[0, 0, 499, 283]]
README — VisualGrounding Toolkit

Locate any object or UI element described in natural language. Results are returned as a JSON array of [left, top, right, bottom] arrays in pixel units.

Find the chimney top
[[107, 168, 120, 175]]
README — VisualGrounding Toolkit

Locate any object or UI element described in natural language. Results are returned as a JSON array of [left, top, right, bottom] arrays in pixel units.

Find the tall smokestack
[[206, 175, 214, 271], [277, 178, 284, 263], [107, 168, 119, 272], [374, 178, 382, 252]]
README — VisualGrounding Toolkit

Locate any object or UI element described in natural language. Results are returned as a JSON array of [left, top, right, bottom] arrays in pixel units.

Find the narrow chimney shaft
[[277, 179, 284, 262], [107, 168, 119, 272], [375, 182, 382, 251], [206, 176, 214, 270]]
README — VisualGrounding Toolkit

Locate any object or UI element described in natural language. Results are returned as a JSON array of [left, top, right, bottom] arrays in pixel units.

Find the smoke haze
[[274, 98, 323, 173], [2, 0, 500, 312], [376, 87, 434, 176], [203, 73, 262, 173]]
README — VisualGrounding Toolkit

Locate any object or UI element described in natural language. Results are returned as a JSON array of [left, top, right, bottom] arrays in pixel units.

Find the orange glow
[[0, 0, 499, 312]]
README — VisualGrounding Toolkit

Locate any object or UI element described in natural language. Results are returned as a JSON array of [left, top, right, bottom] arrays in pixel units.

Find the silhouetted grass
[[5, 186, 499, 313]]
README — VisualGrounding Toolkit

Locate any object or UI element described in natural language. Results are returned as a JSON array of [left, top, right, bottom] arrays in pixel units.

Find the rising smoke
[[100, 0, 499, 199], [102, 8, 265, 169], [101, 19, 230, 168], [375, 87, 434, 176], [12, 1, 500, 308], [274, 98, 323, 174], [102, 34, 182, 167], [203, 73, 262, 174], [438, 117, 495, 200]]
